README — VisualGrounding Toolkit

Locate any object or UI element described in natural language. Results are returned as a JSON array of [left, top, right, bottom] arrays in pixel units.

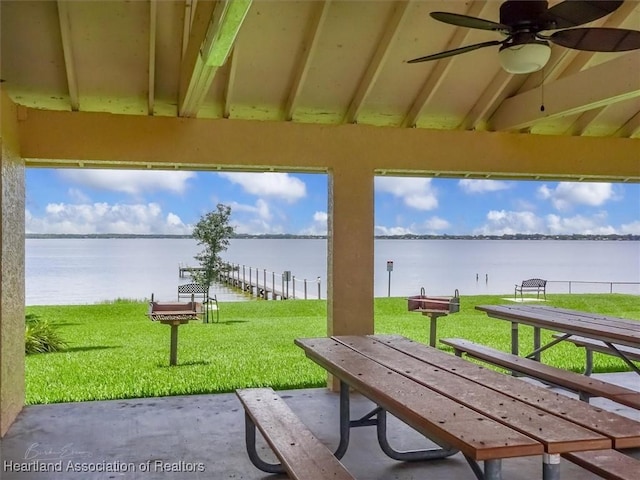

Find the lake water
[[25, 238, 640, 305]]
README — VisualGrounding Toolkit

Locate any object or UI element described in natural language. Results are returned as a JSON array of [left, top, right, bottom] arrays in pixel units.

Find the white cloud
[[458, 179, 511, 194], [68, 188, 90, 203], [59, 170, 195, 196], [228, 199, 288, 234], [513, 198, 537, 211], [300, 211, 328, 235], [374, 216, 450, 236], [538, 182, 615, 211], [546, 213, 616, 235], [313, 211, 328, 223], [219, 172, 306, 203], [375, 225, 414, 236], [474, 210, 544, 235], [375, 177, 437, 211], [620, 221, 640, 235], [25, 202, 191, 235], [423, 216, 451, 231], [230, 199, 272, 221], [473, 209, 624, 235]]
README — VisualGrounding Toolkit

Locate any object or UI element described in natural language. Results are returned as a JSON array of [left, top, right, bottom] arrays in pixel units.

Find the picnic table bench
[[515, 278, 547, 300], [554, 334, 640, 376], [236, 388, 356, 480], [561, 449, 640, 480], [440, 338, 640, 410]]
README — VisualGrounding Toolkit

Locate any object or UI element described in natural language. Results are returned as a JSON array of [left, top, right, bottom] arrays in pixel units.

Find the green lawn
[[25, 294, 640, 405]]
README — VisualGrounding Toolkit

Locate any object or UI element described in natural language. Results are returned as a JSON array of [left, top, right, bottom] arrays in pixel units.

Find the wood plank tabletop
[[475, 305, 640, 347], [372, 335, 640, 449], [333, 336, 610, 454], [502, 305, 640, 336], [516, 306, 640, 330], [295, 337, 543, 461]]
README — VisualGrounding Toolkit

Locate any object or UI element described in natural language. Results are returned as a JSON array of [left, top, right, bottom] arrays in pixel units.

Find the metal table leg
[[511, 321, 519, 375], [533, 326, 541, 362], [464, 456, 503, 480], [511, 321, 519, 356], [337, 381, 457, 461], [543, 453, 561, 480], [484, 459, 503, 480]]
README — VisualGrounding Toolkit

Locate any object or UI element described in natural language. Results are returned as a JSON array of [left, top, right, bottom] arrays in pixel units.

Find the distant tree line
[[25, 233, 639, 240]]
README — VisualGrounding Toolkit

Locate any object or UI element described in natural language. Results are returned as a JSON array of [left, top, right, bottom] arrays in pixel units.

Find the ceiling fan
[[408, 0, 640, 74]]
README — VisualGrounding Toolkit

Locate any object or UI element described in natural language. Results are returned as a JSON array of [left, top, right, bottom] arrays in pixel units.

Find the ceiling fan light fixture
[[498, 41, 551, 74]]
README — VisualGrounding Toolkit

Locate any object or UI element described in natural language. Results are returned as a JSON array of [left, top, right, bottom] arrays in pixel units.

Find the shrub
[[25, 314, 67, 354]]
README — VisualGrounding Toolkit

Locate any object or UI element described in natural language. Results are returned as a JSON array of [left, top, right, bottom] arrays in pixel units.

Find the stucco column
[[0, 92, 26, 437], [327, 164, 375, 338]]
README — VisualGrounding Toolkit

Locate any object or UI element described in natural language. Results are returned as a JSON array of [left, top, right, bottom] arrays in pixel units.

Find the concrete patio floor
[[1, 373, 638, 480]]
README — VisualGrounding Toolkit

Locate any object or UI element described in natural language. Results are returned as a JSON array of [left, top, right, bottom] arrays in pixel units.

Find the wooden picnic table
[[475, 304, 640, 374], [295, 334, 640, 480]]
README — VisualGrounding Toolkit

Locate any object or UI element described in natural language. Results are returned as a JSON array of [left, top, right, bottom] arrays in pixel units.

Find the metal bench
[[553, 334, 640, 376], [515, 278, 547, 300], [177, 283, 218, 323], [236, 387, 356, 480], [562, 449, 640, 480], [440, 338, 640, 410]]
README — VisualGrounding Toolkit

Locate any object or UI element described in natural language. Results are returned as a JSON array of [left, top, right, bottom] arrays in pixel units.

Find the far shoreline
[[25, 233, 640, 241]]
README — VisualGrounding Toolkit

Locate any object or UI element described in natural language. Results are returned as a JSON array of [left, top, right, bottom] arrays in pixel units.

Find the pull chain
[[540, 67, 545, 112]]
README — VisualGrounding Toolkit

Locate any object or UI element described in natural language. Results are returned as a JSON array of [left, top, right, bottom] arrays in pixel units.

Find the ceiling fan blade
[[546, 1, 623, 29], [430, 12, 510, 33], [548, 27, 640, 52], [407, 40, 505, 63]]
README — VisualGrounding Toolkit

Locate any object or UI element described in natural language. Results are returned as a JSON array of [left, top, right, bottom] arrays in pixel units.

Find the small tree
[[191, 203, 235, 288]]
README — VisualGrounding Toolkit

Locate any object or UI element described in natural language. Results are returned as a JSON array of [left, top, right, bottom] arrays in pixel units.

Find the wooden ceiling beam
[[565, 107, 606, 136], [148, 0, 157, 116], [178, 0, 217, 117], [344, 0, 412, 124], [181, 0, 194, 59], [284, 1, 332, 121], [615, 111, 640, 138], [17, 107, 640, 182], [461, 70, 525, 131], [508, 2, 639, 135], [490, 52, 640, 132], [223, 46, 238, 118], [178, 0, 252, 117], [553, 2, 639, 136], [56, 0, 80, 111], [519, 2, 637, 92], [402, 1, 491, 128]]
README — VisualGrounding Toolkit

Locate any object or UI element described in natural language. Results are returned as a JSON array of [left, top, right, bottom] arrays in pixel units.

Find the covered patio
[[1, 0, 639, 474], [1, 372, 639, 479]]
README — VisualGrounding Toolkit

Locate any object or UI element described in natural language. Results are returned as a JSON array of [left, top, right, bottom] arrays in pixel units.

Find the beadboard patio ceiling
[[2, 1, 640, 157]]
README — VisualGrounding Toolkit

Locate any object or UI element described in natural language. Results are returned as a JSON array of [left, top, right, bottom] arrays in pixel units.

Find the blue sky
[[25, 169, 639, 236]]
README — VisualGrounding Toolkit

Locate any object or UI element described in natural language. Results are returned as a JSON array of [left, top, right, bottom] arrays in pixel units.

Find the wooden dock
[[178, 264, 205, 278], [218, 263, 322, 300]]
